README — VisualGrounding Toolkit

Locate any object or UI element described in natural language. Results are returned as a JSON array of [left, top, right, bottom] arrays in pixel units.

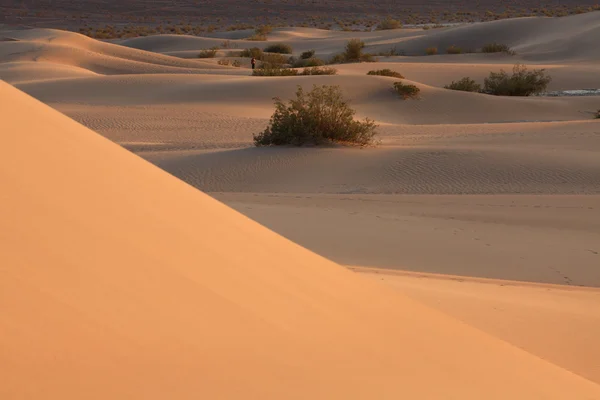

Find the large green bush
[[483, 64, 552, 96], [444, 77, 482, 92], [253, 85, 378, 146]]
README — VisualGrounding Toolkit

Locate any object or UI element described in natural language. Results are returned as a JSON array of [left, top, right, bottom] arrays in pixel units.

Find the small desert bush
[[255, 25, 273, 36], [217, 59, 230, 66], [425, 47, 438, 55], [393, 82, 420, 99], [198, 48, 218, 58], [300, 49, 315, 59], [240, 47, 263, 58], [264, 43, 293, 54], [594, 109, 600, 119], [301, 66, 338, 75], [261, 53, 290, 67], [483, 64, 552, 96], [292, 57, 325, 68], [252, 64, 298, 76], [253, 85, 378, 146], [444, 77, 482, 92], [481, 42, 515, 54], [248, 33, 267, 41], [376, 17, 402, 30], [330, 39, 376, 63], [232, 60, 242, 67], [446, 45, 463, 54], [367, 69, 404, 79]]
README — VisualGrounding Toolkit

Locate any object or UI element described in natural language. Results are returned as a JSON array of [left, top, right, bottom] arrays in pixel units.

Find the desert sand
[[2, 10, 600, 398]]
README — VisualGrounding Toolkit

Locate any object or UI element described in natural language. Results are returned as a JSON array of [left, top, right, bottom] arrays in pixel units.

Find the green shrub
[[425, 47, 438, 55], [444, 77, 482, 92], [253, 85, 378, 146], [264, 43, 293, 54], [482, 42, 515, 55], [300, 49, 316, 59], [393, 82, 420, 99], [301, 66, 338, 75], [198, 48, 218, 58], [376, 17, 402, 30], [483, 64, 552, 96], [446, 45, 463, 54], [240, 47, 263, 58], [252, 64, 298, 76], [367, 69, 404, 78]]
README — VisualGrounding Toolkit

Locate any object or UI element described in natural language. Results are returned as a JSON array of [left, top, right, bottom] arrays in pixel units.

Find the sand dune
[[4, 81, 600, 398]]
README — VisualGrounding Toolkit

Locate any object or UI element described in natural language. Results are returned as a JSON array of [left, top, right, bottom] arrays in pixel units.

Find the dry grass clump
[[252, 65, 298, 76], [198, 47, 218, 58], [483, 64, 552, 96], [248, 24, 273, 40], [254, 85, 378, 146], [292, 57, 325, 68], [593, 109, 600, 119], [481, 43, 516, 55], [264, 43, 293, 54], [301, 66, 338, 75], [444, 77, 482, 92], [376, 17, 402, 30], [393, 82, 420, 99], [446, 45, 463, 54], [367, 69, 404, 79], [425, 47, 438, 55], [240, 47, 264, 58]]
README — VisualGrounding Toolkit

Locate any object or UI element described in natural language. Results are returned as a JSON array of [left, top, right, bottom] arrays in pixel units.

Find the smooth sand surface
[[2, 12, 600, 397], [4, 81, 600, 398]]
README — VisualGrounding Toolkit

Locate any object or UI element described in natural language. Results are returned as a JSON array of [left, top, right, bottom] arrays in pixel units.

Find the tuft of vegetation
[[481, 42, 515, 54], [376, 17, 402, 30], [253, 85, 378, 146], [446, 45, 463, 54], [252, 64, 298, 76], [367, 69, 404, 79], [261, 53, 290, 67], [594, 109, 600, 119], [264, 43, 293, 54], [301, 66, 338, 75], [198, 47, 218, 58], [232, 60, 242, 67], [483, 64, 552, 96], [425, 47, 438, 55], [255, 25, 273, 36], [240, 47, 264, 58], [330, 39, 376, 63], [300, 49, 316, 59], [393, 82, 421, 99], [217, 59, 230, 66], [292, 57, 325, 68], [444, 77, 482, 92]]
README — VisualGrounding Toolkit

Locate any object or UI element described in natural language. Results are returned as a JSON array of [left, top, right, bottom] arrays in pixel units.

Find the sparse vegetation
[[301, 66, 338, 75], [444, 77, 482, 92], [240, 47, 264, 58], [252, 64, 298, 76], [232, 60, 242, 67], [393, 82, 421, 99], [264, 43, 293, 54], [330, 39, 376, 64], [217, 59, 230, 66], [425, 47, 438, 55], [481, 42, 516, 55], [292, 57, 325, 68], [483, 64, 552, 96], [198, 48, 218, 58], [367, 69, 404, 79], [253, 85, 378, 146], [249, 24, 273, 40], [376, 17, 402, 30], [446, 45, 463, 54], [594, 109, 600, 119]]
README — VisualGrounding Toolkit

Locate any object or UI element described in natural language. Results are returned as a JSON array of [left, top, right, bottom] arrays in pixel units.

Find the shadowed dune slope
[[2, 81, 600, 399]]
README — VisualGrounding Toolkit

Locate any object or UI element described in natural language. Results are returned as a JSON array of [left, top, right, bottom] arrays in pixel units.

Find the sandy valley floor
[[1, 11, 600, 398]]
